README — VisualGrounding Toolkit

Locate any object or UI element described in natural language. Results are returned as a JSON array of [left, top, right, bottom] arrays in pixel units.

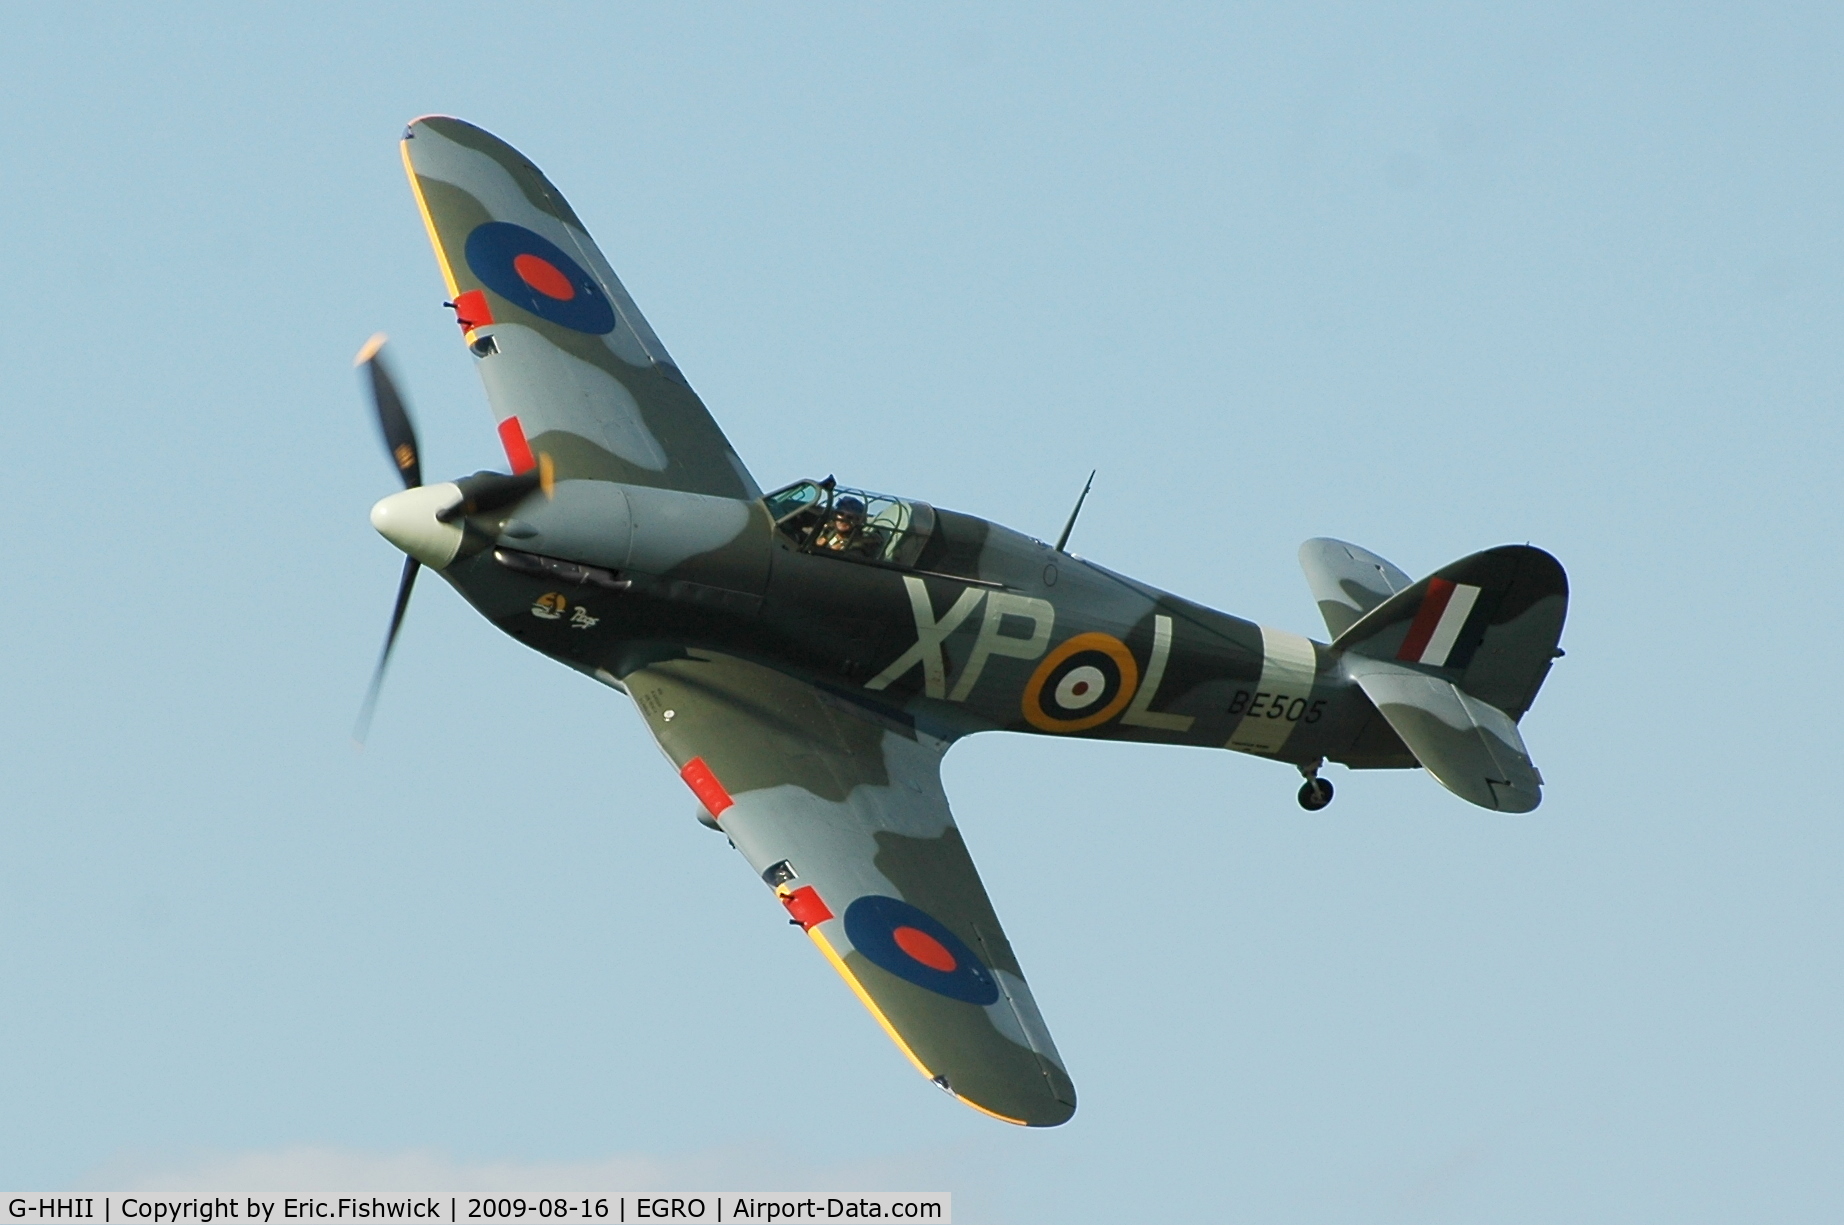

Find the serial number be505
[[1227, 691, 1324, 723]]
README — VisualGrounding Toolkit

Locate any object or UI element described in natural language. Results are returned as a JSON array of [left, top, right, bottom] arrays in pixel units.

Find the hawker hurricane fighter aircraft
[[358, 117, 1569, 1128]]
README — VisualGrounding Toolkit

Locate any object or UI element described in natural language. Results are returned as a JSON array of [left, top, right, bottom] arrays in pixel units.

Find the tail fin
[[1327, 545, 1566, 813], [1331, 545, 1567, 721]]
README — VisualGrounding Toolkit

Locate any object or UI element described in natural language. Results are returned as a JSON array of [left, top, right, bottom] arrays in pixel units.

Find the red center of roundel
[[513, 253, 576, 300], [1071, 681, 1091, 696], [892, 926, 957, 973]]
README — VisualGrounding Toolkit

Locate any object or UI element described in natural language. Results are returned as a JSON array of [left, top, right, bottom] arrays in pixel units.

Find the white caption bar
[[3, 1199, 949, 1225]]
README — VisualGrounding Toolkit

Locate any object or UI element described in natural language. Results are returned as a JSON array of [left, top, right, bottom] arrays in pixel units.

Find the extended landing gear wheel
[[1297, 778, 1334, 811]]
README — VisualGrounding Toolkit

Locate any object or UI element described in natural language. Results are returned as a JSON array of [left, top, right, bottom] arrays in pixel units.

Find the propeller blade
[[356, 332, 421, 489], [352, 555, 421, 746]]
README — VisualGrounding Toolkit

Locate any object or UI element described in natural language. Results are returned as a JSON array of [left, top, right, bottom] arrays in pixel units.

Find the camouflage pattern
[[373, 117, 1569, 1127], [1344, 656, 1545, 812], [1299, 537, 1413, 638], [402, 117, 759, 498], [626, 651, 1076, 1125], [1326, 545, 1567, 812]]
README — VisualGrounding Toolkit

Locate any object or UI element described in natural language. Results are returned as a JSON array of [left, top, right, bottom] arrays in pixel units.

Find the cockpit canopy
[[763, 479, 936, 568]]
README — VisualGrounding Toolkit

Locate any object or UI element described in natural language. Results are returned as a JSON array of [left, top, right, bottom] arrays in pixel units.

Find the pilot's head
[[832, 495, 866, 531]]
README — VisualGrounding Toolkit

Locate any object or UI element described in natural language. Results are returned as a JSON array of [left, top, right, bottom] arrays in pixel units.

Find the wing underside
[[621, 649, 1076, 1126], [401, 116, 759, 500]]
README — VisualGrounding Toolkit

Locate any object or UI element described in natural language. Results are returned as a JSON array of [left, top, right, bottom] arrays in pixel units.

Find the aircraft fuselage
[[429, 485, 1413, 771]]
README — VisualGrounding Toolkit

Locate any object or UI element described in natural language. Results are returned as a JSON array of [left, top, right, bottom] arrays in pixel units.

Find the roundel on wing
[[1022, 632, 1140, 732], [842, 895, 999, 1006], [463, 222, 617, 335]]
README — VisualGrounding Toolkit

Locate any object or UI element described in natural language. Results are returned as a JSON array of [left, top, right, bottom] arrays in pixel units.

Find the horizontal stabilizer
[[1346, 656, 1542, 812], [1299, 538, 1413, 637]]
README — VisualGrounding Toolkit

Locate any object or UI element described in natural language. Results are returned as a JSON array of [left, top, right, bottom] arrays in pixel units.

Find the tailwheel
[[1297, 778, 1334, 811]]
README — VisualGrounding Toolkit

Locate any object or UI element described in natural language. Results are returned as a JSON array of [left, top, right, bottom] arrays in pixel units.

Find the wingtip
[[354, 332, 388, 367], [953, 1087, 1075, 1128], [403, 114, 487, 143]]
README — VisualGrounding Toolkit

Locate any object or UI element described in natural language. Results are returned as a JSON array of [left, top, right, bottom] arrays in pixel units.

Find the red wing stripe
[[780, 885, 834, 931], [497, 415, 537, 474], [680, 756, 735, 819], [1397, 577, 1456, 662], [452, 288, 495, 331]]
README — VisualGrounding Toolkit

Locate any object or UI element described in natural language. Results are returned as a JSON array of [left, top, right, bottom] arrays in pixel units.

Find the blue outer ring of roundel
[[463, 221, 617, 335], [843, 895, 1000, 1006]]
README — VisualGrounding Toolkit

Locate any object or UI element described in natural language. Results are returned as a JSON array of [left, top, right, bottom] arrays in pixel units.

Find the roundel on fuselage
[[1022, 632, 1140, 732], [843, 895, 999, 1006], [463, 222, 617, 335]]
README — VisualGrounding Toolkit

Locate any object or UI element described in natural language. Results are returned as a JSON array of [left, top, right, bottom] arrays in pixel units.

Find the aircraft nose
[[370, 483, 466, 569]]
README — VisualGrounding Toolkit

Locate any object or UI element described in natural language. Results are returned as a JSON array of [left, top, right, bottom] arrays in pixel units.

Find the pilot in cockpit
[[812, 495, 867, 554]]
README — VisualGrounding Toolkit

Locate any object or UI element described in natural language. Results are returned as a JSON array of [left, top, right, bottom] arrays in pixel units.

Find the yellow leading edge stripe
[[807, 928, 932, 1078], [807, 928, 1028, 1127], [400, 137, 464, 305]]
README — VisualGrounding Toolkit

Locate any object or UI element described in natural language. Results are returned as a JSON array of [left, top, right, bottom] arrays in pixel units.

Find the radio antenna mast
[[1054, 470, 1096, 553]]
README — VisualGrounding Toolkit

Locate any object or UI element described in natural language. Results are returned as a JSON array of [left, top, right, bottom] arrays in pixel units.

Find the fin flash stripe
[[1398, 579, 1483, 667]]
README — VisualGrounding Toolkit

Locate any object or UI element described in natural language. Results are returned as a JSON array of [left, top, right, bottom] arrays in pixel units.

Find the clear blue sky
[[4, 3, 1841, 1220]]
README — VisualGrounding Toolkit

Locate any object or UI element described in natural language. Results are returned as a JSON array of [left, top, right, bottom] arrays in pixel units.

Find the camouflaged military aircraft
[[357, 116, 1569, 1128]]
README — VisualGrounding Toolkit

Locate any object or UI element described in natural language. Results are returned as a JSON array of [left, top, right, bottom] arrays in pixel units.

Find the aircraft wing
[[623, 648, 1077, 1126], [401, 116, 759, 500]]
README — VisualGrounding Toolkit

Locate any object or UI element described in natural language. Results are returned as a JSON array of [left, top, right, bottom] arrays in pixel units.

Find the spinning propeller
[[352, 334, 424, 745], [351, 334, 550, 744]]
